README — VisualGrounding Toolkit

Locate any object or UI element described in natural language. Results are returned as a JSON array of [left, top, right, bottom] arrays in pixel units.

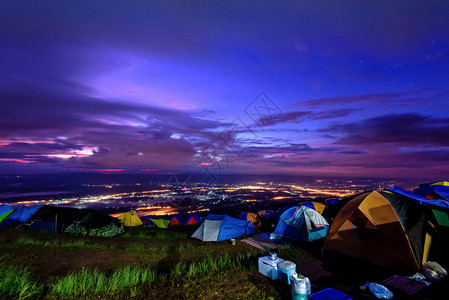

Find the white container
[[258, 256, 285, 280], [278, 260, 296, 285], [290, 273, 311, 300]]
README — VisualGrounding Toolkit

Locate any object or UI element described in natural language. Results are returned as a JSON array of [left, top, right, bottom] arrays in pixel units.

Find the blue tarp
[[2, 205, 42, 225], [414, 185, 449, 201], [388, 186, 449, 211], [27, 221, 55, 233], [0, 205, 14, 217]]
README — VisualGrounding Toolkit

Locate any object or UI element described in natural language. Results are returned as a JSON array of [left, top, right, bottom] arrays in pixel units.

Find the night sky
[[1, 1, 449, 179]]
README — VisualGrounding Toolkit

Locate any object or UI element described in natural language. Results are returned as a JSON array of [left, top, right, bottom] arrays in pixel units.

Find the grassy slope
[[0, 227, 315, 299]]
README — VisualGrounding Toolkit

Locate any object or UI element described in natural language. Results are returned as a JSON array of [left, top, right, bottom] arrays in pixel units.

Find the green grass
[[15, 236, 107, 250], [0, 256, 43, 300], [50, 266, 157, 298], [0, 228, 315, 299], [277, 245, 314, 263], [171, 250, 258, 277], [123, 230, 189, 240], [125, 243, 169, 254]]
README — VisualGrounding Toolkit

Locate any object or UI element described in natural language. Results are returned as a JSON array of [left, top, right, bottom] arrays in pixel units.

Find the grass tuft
[[0, 256, 43, 300], [171, 250, 259, 277], [50, 266, 157, 298]]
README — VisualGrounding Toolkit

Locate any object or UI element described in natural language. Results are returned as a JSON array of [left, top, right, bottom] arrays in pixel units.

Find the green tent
[[150, 218, 170, 228]]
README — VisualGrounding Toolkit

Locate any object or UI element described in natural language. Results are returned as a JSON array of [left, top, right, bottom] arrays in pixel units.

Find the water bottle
[[367, 282, 393, 299], [290, 273, 311, 300]]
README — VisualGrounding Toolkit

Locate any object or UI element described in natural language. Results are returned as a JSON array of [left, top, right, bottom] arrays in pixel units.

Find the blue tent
[[271, 206, 329, 243], [167, 214, 183, 225], [191, 214, 255, 241], [185, 213, 201, 225], [324, 198, 340, 206], [389, 186, 449, 211], [1, 205, 42, 227]]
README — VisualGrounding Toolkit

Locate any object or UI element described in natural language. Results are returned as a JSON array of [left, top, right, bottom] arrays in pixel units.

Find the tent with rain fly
[[414, 181, 449, 201], [239, 212, 259, 224], [0, 205, 14, 223], [271, 206, 329, 243], [300, 201, 326, 214], [168, 214, 183, 226], [192, 214, 255, 241], [0, 205, 42, 227], [324, 190, 430, 272], [390, 186, 449, 265], [117, 211, 143, 227], [25, 206, 122, 235], [28, 206, 95, 231], [27, 205, 91, 232], [185, 213, 201, 225]]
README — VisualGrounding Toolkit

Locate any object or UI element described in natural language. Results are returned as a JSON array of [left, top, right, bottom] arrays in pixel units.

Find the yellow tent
[[323, 191, 430, 272], [117, 212, 143, 227], [240, 212, 259, 225], [430, 181, 449, 186]]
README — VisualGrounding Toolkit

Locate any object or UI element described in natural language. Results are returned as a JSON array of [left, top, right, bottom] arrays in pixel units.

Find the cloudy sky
[[1, 1, 449, 179]]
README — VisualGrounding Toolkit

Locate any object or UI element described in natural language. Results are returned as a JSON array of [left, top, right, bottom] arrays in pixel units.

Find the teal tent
[[272, 206, 329, 243]]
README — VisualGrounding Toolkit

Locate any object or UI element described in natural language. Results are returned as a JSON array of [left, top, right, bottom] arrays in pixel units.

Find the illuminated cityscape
[[0, 174, 406, 217]]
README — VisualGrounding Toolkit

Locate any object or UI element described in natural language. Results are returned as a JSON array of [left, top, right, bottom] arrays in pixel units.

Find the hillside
[[0, 226, 316, 299]]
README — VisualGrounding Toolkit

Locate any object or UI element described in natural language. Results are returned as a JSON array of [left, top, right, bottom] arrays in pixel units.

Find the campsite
[[2, 1, 449, 298], [1, 182, 448, 299]]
